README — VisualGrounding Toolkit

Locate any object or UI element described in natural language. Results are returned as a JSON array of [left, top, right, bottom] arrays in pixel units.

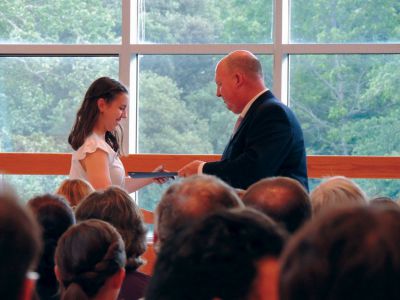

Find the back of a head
[[56, 178, 94, 208], [55, 219, 126, 300], [280, 206, 400, 300], [75, 186, 147, 270], [27, 194, 75, 300], [0, 192, 42, 300], [310, 176, 367, 215], [243, 177, 311, 233], [369, 196, 400, 210], [154, 174, 243, 252], [147, 207, 287, 300]]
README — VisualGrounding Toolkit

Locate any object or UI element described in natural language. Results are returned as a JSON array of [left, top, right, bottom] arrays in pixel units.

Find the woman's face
[[98, 93, 129, 132]]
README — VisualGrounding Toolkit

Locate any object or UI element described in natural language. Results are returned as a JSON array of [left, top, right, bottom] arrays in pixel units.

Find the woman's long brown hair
[[68, 77, 128, 154]]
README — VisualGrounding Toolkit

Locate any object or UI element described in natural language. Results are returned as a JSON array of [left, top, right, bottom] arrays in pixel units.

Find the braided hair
[[55, 219, 126, 300]]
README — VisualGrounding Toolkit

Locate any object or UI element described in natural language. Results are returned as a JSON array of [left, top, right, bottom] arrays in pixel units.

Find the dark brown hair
[[55, 219, 126, 300], [28, 194, 75, 300], [0, 192, 42, 299], [75, 186, 147, 270], [280, 206, 400, 300], [68, 77, 128, 153]]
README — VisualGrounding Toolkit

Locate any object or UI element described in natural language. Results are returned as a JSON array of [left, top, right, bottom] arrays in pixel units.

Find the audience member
[[0, 190, 42, 300], [27, 194, 75, 300], [369, 196, 400, 210], [154, 174, 243, 253], [243, 177, 311, 233], [146, 208, 287, 300], [56, 178, 94, 209], [75, 186, 149, 300], [280, 206, 400, 300], [310, 176, 367, 215], [55, 219, 126, 300]]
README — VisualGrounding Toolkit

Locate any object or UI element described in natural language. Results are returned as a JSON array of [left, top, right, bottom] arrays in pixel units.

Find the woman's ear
[[97, 98, 107, 113]]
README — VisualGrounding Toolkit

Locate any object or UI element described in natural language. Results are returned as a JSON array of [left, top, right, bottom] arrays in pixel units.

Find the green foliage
[[0, 0, 121, 43]]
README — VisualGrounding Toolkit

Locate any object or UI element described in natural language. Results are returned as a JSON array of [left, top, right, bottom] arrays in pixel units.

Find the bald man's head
[[154, 175, 243, 252], [220, 50, 263, 79], [243, 177, 311, 233]]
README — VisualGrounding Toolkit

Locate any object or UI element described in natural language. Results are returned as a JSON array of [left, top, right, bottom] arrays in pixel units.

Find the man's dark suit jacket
[[203, 90, 309, 190]]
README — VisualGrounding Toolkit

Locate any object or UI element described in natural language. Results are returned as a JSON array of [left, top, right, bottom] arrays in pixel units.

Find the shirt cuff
[[197, 162, 206, 174]]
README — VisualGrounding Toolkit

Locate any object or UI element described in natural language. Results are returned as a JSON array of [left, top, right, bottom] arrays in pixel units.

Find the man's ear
[[234, 72, 245, 87], [19, 277, 36, 300], [97, 98, 107, 113]]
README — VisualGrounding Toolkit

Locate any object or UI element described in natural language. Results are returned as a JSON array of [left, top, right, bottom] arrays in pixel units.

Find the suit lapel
[[221, 91, 276, 159]]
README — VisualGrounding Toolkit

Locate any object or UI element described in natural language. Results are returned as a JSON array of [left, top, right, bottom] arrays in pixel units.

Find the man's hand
[[178, 160, 204, 177]]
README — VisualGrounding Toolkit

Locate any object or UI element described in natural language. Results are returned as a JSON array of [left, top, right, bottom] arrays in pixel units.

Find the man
[[154, 174, 243, 253], [146, 208, 287, 300], [243, 176, 311, 233], [178, 50, 308, 190], [0, 187, 42, 300]]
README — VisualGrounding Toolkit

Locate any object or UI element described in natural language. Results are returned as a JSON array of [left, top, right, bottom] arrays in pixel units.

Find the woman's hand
[[152, 165, 174, 184]]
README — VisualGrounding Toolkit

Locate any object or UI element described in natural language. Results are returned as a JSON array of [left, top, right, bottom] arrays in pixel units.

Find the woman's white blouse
[[69, 133, 125, 187]]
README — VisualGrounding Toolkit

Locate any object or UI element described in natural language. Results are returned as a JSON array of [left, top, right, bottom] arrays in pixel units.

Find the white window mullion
[[273, 0, 290, 105]]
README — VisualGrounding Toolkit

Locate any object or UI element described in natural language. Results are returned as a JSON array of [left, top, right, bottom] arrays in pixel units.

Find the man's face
[[215, 62, 241, 114]]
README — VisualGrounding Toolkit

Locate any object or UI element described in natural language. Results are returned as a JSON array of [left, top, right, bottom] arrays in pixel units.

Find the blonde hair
[[311, 176, 367, 215], [56, 179, 94, 208]]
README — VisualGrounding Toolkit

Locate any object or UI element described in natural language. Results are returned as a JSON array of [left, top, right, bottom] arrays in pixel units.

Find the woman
[[75, 186, 151, 300], [68, 77, 167, 191], [55, 219, 126, 300]]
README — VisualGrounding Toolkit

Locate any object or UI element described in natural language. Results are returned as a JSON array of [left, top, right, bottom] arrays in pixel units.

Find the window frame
[[0, 0, 399, 159]]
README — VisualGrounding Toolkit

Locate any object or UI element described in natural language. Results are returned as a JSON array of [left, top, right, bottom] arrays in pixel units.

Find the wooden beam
[[1, 153, 400, 179]]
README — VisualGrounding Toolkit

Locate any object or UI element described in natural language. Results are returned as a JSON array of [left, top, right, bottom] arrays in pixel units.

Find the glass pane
[[290, 55, 400, 156], [137, 180, 177, 211], [0, 0, 121, 44], [0, 57, 119, 152], [137, 54, 273, 210], [2, 175, 67, 203], [309, 178, 400, 200], [291, 0, 400, 43], [139, 0, 273, 43]]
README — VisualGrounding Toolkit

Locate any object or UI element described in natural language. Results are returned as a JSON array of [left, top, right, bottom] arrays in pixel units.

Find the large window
[[1, 0, 399, 205]]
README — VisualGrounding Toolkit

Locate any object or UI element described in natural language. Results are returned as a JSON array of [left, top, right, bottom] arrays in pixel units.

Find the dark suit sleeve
[[203, 103, 294, 189]]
